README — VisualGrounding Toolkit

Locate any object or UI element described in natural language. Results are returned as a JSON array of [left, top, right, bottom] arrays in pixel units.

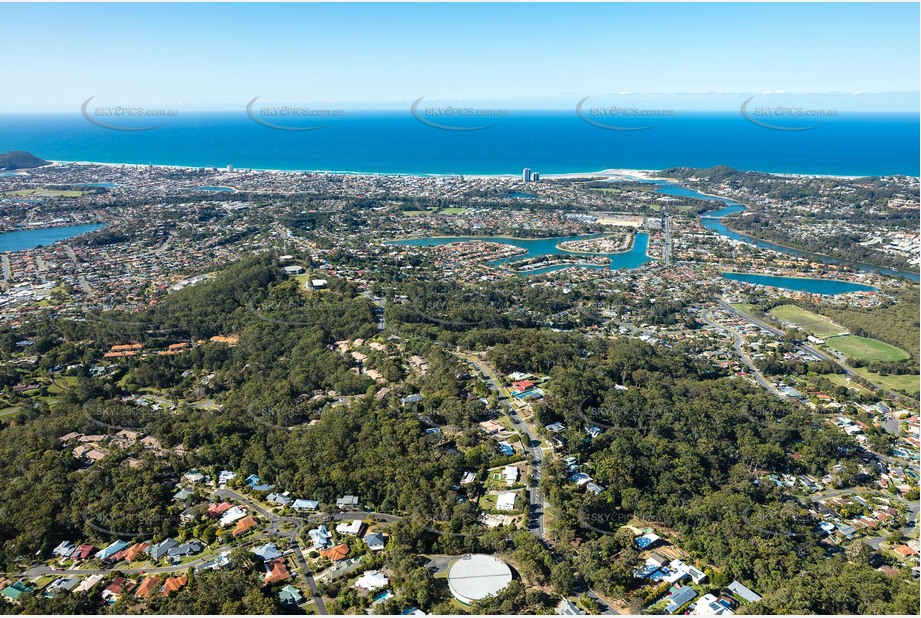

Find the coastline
[[41, 160, 898, 181]]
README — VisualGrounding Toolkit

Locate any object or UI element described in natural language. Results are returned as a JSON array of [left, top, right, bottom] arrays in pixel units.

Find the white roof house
[[354, 569, 389, 591], [503, 465, 520, 484], [496, 492, 517, 511], [336, 519, 363, 535], [219, 506, 248, 527]]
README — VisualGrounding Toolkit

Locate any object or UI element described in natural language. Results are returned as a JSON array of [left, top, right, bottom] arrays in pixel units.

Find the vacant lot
[[769, 304, 849, 339], [827, 335, 909, 362]]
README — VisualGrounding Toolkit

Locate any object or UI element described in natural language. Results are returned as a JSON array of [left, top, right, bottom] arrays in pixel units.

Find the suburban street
[[458, 352, 549, 540], [700, 308, 779, 396]]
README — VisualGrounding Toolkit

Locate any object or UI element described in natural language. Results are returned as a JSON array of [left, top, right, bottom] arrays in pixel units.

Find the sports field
[[825, 335, 910, 362], [768, 305, 849, 339]]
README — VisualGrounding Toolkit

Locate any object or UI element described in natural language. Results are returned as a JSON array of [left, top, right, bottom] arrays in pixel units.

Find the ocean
[[0, 111, 917, 177]]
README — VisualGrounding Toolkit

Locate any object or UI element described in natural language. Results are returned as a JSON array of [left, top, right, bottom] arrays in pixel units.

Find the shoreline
[[717, 219, 920, 279], [387, 233, 606, 243], [555, 233, 636, 256], [721, 270, 880, 290], [40, 160, 903, 181]]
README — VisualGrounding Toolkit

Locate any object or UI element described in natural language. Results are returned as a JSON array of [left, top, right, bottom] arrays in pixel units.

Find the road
[[458, 352, 548, 539], [700, 308, 779, 396], [662, 214, 671, 267], [215, 488, 328, 614], [716, 300, 912, 405]]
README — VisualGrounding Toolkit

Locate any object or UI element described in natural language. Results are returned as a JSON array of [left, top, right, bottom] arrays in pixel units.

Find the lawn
[[768, 305, 849, 339], [826, 335, 909, 362], [851, 368, 919, 396], [438, 207, 468, 215], [819, 373, 873, 394], [731, 302, 758, 316]]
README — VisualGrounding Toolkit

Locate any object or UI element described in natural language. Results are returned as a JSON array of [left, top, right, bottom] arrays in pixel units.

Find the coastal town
[[0, 157, 919, 615]]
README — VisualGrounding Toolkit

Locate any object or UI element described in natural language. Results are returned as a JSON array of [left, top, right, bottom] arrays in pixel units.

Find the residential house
[[232, 515, 257, 537], [1, 581, 33, 604], [161, 576, 188, 596], [292, 499, 319, 511], [320, 544, 350, 562], [726, 581, 762, 604], [206, 502, 233, 519], [556, 598, 585, 615], [497, 492, 517, 511], [219, 505, 248, 527], [267, 492, 293, 507], [278, 584, 304, 606], [96, 540, 131, 561], [44, 577, 81, 598], [364, 532, 386, 552], [503, 465, 520, 484], [167, 541, 204, 558], [252, 543, 284, 562], [73, 574, 104, 594], [336, 519, 363, 535], [148, 538, 179, 561], [135, 576, 161, 599], [101, 577, 134, 602], [664, 586, 697, 614], [70, 544, 95, 561], [670, 559, 707, 584], [52, 540, 76, 558], [336, 495, 359, 510], [264, 559, 292, 586], [354, 570, 389, 591], [308, 525, 333, 550]]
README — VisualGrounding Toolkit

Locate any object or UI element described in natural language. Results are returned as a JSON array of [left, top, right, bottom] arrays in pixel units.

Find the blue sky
[[1, 2, 918, 112]]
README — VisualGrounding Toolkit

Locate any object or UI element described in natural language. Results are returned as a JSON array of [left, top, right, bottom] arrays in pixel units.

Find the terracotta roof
[[135, 576, 160, 598], [263, 559, 292, 585], [233, 515, 257, 536], [162, 575, 188, 596], [320, 543, 350, 561]]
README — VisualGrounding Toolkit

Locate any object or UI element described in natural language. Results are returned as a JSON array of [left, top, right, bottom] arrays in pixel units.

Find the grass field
[[401, 210, 430, 217], [731, 302, 758, 316], [826, 335, 909, 362], [851, 367, 920, 396], [438, 207, 468, 215], [3, 188, 86, 197], [768, 305, 849, 339], [819, 373, 873, 394]]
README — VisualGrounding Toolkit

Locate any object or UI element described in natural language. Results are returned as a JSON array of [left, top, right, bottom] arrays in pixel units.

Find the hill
[[0, 150, 50, 171]]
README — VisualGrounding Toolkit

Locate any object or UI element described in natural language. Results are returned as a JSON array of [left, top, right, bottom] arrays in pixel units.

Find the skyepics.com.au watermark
[[577, 396, 648, 435], [83, 508, 182, 539], [247, 403, 319, 432], [741, 95, 836, 131], [246, 97, 343, 131], [411, 97, 507, 131], [81, 97, 178, 131], [83, 401, 163, 432], [576, 97, 671, 131]]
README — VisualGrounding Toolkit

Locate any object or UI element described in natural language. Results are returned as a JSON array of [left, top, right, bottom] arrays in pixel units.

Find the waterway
[[638, 179, 919, 282], [721, 272, 877, 295], [390, 233, 654, 276], [0, 223, 104, 252]]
